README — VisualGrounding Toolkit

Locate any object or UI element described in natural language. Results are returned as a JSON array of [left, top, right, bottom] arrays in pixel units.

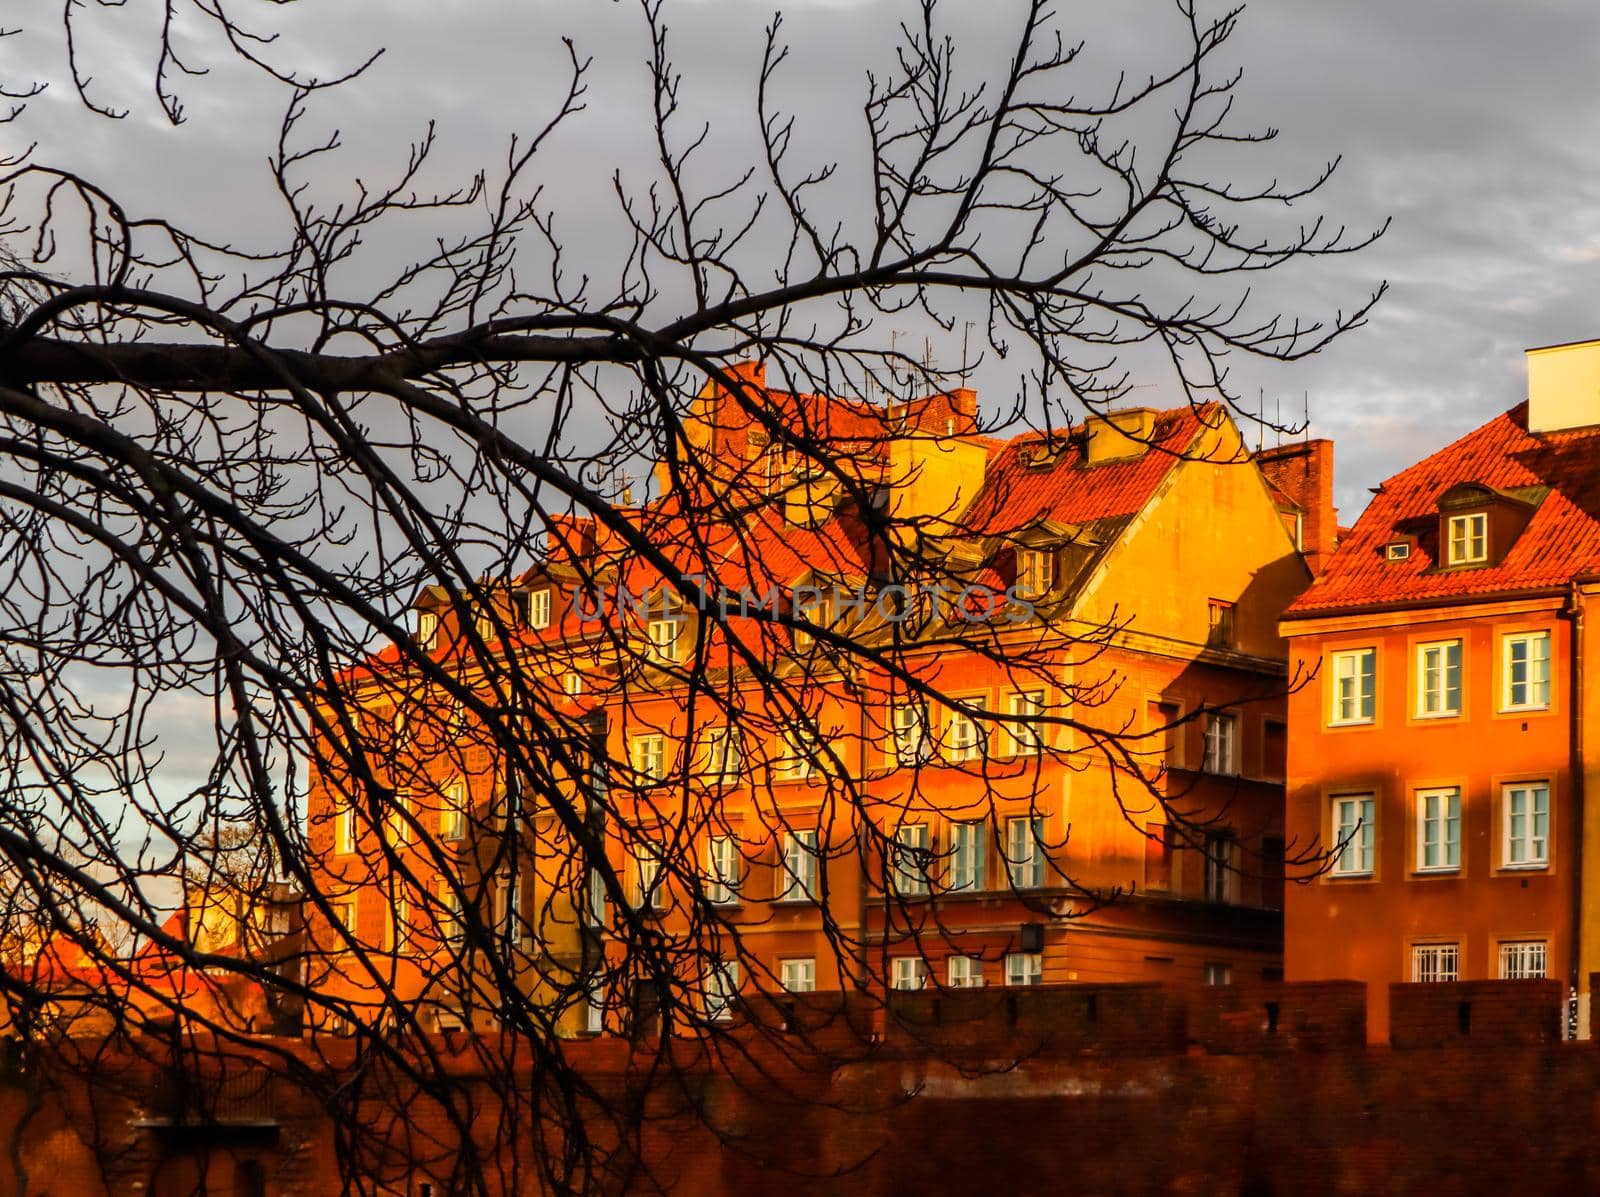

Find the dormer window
[[1446, 513, 1487, 566], [526, 587, 552, 630], [416, 610, 439, 647], [1016, 548, 1055, 599]]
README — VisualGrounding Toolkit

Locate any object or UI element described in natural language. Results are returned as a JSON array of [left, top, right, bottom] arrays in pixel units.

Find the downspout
[[1564, 581, 1585, 1034]]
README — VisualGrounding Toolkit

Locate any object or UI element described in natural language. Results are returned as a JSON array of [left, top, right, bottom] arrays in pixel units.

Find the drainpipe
[[1564, 581, 1585, 1034]]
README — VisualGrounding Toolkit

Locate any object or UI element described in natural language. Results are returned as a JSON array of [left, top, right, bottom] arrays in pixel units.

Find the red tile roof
[[1286, 403, 1600, 615]]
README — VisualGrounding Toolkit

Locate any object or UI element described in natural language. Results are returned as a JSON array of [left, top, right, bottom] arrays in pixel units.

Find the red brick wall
[[1256, 439, 1336, 573], [6, 980, 1600, 1197]]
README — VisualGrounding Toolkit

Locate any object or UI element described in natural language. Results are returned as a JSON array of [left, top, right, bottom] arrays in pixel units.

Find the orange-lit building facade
[[302, 362, 1330, 1035], [1282, 339, 1600, 1041]]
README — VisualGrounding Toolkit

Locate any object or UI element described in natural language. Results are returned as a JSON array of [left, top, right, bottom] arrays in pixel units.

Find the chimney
[[1255, 439, 1338, 575], [1527, 338, 1600, 433], [1083, 408, 1156, 465]]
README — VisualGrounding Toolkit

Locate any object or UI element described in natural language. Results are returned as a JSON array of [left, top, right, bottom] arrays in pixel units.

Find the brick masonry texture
[[2, 979, 1596, 1196]]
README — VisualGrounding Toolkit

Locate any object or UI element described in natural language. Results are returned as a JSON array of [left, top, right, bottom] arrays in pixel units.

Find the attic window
[[1015, 548, 1055, 599], [416, 610, 439, 646], [1384, 542, 1411, 562], [1446, 513, 1487, 566]]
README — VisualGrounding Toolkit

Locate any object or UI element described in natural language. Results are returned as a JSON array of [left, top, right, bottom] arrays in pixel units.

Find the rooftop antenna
[[960, 321, 974, 384], [1256, 387, 1264, 453], [1275, 391, 1283, 448], [1303, 391, 1310, 443]]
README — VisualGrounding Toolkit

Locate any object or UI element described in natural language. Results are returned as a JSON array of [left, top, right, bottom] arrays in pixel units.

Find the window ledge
[[1414, 711, 1462, 721], [1327, 718, 1375, 729], [1498, 862, 1550, 872], [1329, 870, 1374, 881], [1413, 867, 1461, 876], [1500, 704, 1551, 715]]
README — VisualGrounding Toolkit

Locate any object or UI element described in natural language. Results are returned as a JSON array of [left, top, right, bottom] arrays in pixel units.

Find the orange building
[[302, 364, 1328, 1035], [1282, 338, 1600, 1041]]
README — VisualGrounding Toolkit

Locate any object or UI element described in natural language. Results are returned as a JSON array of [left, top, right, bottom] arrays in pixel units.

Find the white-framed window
[[779, 829, 819, 901], [1503, 782, 1550, 868], [585, 866, 608, 927], [945, 709, 983, 762], [391, 895, 410, 951], [563, 672, 583, 697], [1416, 787, 1461, 872], [631, 844, 663, 911], [891, 957, 929, 990], [892, 701, 932, 765], [703, 959, 740, 1021], [948, 821, 986, 892], [441, 778, 467, 841], [892, 823, 930, 896], [1004, 952, 1042, 987], [1330, 648, 1377, 725], [438, 882, 464, 946], [1202, 712, 1237, 775], [334, 798, 357, 855], [1502, 631, 1551, 711], [631, 733, 667, 784], [1412, 942, 1460, 983], [527, 587, 552, 630], [778, 727, 815, 781], [584, 981, 606, 1034], [704, 726, 743, 779], [1498, 940, 1548, 980], [781, 957, 817, 993], [1331, 795, 1376, 876], [646, 617, 680, 663], [1446, 512, 1488, 566], [1016, 548, 1055, 599], [1005, 815, 1047, 889], [707, 835, 740, 904], [1004, 690, 1045, 756], [1202, 961, 1233, 987], [474, 613, 496, 644], [1203, 832, 1235, 903], [503, 871, 525, 944], [1207, 599, 1235, 649], [332, 897, 358, 938], [416, 610, 439, 646], [947, 955, 984, 988], [386, 789, 413, 846], [1417, 640, 1463, 717]]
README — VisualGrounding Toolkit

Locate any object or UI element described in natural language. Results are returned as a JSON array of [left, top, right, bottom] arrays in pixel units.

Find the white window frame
[[945, 709, 983, 762], [778, 727, 815, 781], [1203, 832, 1236, 903], [1446, 512, 1488, 566], [416, 610, 439, 647], [386, 789, 413, 846], [1416, 640, 1463, 717], [438, 883, 464, 946], [334, 798, 357, 855], [1207, 599, 1235, 648], [584, 981, 606, 1034], [1004, 952, 1042, 987], [780, 957, 817, 993], [1498, 940, 1548, 980], [1004, 690, 1045, 757], [333, 897, 358, 938], [706, 834, 740, 904], [1502, 631, 1552, 712], [948, 821, 986, 892], [1503, 782, 1550, 868], [1329, 648, 1377, 725], [892, 702, 932, 765], [704, 726, 743, 780], [947, 955, 984, 988], [631, 734, 667, 784], [1202, 962, 1233, 987], [391, 895, 410, 951], [779, 829, 819, 902], [703, 959, 740, 1021], [1416, 786, 1461, 872], [631, 844, 663, 911], [1005, 815, 1047, 889], [1331, 795, 1375, 877], [1202, 712, 1237, 775], [1016, 548, 1055, 599], [527, 587, 552, 630], [892, 823, 930, 896], [562, 672, 583, 697], [891, 957, 929, 990], [441, 778, 467, 841], [646, 617, 681, 663], [585, 866, 607, 927], [1411, 942, 1460, 983]]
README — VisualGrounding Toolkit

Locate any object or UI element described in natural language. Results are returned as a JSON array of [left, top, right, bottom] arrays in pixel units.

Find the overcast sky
[[7, 0, 1600, 523]]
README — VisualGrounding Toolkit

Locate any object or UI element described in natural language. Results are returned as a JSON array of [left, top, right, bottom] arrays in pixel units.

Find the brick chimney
[[1255, 439, 1338, 574]]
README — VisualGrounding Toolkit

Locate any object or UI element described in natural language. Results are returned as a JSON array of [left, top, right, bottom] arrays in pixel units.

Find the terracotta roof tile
[[1286, 403, 1600, 615]]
